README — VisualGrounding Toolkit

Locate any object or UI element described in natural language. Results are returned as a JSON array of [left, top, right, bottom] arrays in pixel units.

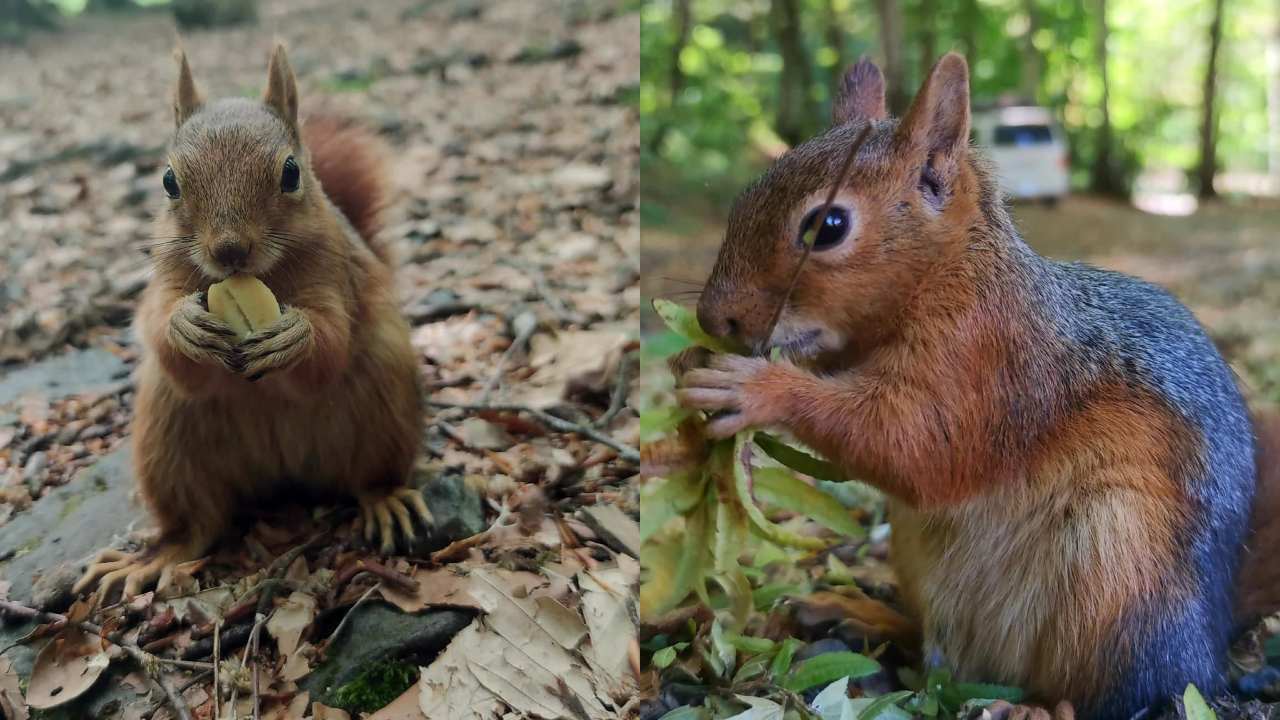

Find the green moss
[[329, 660, 419, 713]]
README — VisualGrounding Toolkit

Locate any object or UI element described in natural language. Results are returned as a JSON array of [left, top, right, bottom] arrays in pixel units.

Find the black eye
[[280, 156, 300, 193], [163, 167, 180, 199], [798, 206, 852, 250]]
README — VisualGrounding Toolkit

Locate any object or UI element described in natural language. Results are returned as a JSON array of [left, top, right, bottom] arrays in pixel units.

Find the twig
[[227, 612, 269, 720], [146, 670, 211, 719], [333, 559, 418, 594], [430, 498, 514, 564], [326, 582, 382, 645], [213, 620, 222, 716], [428, 400, 638, 462], [478, 311, 539, 405], [593, 350, 632, 428], [251, 613, 262, 720], [0, 600, 200, 720], [760, 124, 873, 353]]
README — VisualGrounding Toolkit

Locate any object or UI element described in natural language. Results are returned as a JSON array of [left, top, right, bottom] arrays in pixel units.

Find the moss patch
[[329, 660, 418, 713]]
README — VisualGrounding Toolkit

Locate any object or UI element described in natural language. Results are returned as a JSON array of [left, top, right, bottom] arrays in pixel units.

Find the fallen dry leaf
[[367, 684, 427, 720], [578, 565, 638, 701], [312, 702, 352, 720], [26, 628, 111, 709], [266, 591, 317, 658], [0, 657, 29, 720]]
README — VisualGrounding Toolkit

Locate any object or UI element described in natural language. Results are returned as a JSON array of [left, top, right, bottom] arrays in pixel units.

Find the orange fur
[[77, 45, 422, 598], [301, 115, 391, 255], [1238, 410, 1280, 620]]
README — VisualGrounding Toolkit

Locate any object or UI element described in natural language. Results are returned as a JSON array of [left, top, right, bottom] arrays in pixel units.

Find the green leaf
[[753, 467, 864, 539], [781, 651, 881, 693], [752, 582, 806, 611], [755, 433, 847, 482], [770, 638, 803, 678], [1183, 684, 1217, 720], [641, 470, 707, 541], [710, 569, 754, 632], [732, 650, 775, 685], [733, 433, 829, 550], [639, 404, 692, 443], [947, 682, 1024, 705], [640, 491, 711, 617], [858, 691, 916, 720], [726, 634, 776, 655], [642, 329, 692, 360], [651, 642, 689, 669], [652, 298, 746, 354]]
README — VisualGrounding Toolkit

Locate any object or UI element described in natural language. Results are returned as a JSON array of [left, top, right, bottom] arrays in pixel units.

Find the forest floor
[[639, 193, 1280, 719], [0, 1, 639, 719]]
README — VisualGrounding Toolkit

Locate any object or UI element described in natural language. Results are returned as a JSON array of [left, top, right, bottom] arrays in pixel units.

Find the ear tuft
[[263, 42, 299, 131], [173, 47, 203, 129], [832, 57, 886, 125], [897, 52, 970, 159]]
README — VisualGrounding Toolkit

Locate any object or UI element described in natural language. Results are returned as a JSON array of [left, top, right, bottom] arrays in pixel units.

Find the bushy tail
[[1238, 410, 1280, 621], [301, 115, 391, 259]]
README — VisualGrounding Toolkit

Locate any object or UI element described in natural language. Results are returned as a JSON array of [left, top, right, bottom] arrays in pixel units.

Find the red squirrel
[[74, 45, 429, 599], [678, 53, 1278, 718]]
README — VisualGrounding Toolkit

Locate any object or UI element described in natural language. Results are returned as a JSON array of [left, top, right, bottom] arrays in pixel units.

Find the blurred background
[[640, 0, 1280, 410]]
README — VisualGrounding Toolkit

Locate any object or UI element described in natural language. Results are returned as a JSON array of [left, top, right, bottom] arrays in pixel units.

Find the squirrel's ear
[[895, 53, 970, 201], [173, 48, 203, 129], [263, 42, 299, 131], [832, 57, 886, 125]]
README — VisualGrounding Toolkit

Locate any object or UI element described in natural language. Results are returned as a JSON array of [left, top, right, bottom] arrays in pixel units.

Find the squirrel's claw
[[73, 548, 183, 602], [359, 488, 433, 555]]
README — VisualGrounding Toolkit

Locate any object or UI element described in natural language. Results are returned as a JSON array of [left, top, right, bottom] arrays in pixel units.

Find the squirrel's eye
[[798, 206, 852, 251], [280, 156, 300, 193], [162, 167, 180, 199]]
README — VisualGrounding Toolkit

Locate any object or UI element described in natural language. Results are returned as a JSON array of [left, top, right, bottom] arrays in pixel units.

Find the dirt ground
[[643, 194, 1280, 408]]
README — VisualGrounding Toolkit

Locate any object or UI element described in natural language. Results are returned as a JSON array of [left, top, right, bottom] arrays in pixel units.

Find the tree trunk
[[1020, 0, 1041, 101], [1089, 0, 1119, 195], [958, 0, 980, 70], [1269, 0, 1280, 187], [648, 0, 693, 154], [824, 0, 849, 97], [873, 0, 908, 115], [919, 0, 938, 85], [1197, 0, 1227, 198], [773, 0, 816, 145]]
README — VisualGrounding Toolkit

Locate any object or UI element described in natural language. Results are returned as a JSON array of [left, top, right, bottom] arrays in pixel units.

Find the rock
[[300, 604, 474, 708], [550, 164, 611, 192], [22, 450, 47, 489], [511, 38, 583, 64], [0, 447, 143, 606], [444, 218, 499, 244], [0, 348, 129, 407], [405, 467, 487, 557], [455, 417, 513, 451]]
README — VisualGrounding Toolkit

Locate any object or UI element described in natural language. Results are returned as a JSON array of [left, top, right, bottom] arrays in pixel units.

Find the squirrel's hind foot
[[358, 488, 433, 554], [73, 545, 199, 602]]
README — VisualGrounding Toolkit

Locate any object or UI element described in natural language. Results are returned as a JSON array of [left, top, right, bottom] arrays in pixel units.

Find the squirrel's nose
[[697, 304, 740, 342], [211, 241, 249, 272]]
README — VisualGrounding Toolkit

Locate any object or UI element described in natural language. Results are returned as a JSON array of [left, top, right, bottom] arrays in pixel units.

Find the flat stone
[[300, 603, 474, 707], [0, 348, 129, 407], [404, 467, 487, 557], [0, 446, 143, 607]]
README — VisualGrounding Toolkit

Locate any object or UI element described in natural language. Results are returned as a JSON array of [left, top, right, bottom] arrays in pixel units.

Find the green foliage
[[171, 0, 255, 30], [329, 660, 419, 713], [1183, 683, 1218, 720], [642, 0, 1278, 217]]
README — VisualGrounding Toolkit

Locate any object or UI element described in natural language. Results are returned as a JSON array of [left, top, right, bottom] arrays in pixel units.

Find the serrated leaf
[[652, 298, 746, 354], [1183, 684, 1217, 720], [711, 569, 754, 631], [781, 651, 880, 693], [753, 467, 864, 539], [755, 433, 846, 482], [733, 433, 829, 550], [770, 638, 802, 678], [641, 470, 707, 541]]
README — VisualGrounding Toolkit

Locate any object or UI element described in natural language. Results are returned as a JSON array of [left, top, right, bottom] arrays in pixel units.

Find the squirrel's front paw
[[239, 306, 314, 381], [677, 354, 786, 438], [168, 292, 238, 371]]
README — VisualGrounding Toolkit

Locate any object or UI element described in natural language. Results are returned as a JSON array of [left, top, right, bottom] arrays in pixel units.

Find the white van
[[971, 105, 1070, 205]]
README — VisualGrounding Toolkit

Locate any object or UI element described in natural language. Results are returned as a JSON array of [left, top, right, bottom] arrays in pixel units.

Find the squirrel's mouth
[[769, 328, 823, 358]]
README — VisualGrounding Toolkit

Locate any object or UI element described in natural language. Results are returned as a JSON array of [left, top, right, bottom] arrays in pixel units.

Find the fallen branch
[[0, 599, 200, 720], [429, 400, 638, 462]]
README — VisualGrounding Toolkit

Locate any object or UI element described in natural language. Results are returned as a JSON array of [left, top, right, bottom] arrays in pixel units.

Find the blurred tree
[[773, 0, 817, 144], [1020, 0, 1042, 100], [873, 0, 908, 113], [1089, 0, 1122, 194], [1197, 0, 1226, 197]]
